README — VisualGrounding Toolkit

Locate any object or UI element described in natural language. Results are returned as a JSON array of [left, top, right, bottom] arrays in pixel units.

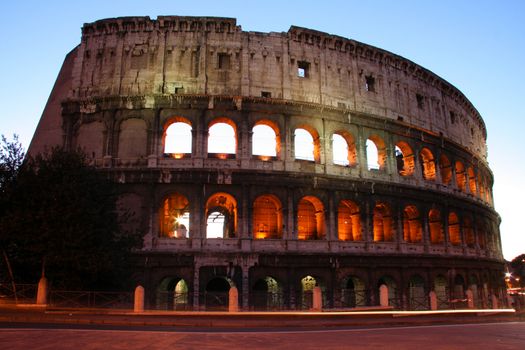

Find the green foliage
[[0, 134, 25, 194], [510, 254, 525, 287], [0, 147, 142, 290]]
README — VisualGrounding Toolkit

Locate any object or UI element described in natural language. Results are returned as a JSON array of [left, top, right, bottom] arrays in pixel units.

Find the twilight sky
[[0, 0, 523, 260]]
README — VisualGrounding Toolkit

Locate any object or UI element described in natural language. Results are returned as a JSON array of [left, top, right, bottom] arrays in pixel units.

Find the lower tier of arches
[[135, 253, 507, 311]]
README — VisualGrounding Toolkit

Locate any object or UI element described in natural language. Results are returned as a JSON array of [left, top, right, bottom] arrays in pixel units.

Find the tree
[[0, 147, 142, 290], [0, 134, 25, 298], [510, 254, 525, 288]]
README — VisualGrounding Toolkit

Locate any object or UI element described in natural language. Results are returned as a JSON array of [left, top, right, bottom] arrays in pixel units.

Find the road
[[0, 322, 523, 349]]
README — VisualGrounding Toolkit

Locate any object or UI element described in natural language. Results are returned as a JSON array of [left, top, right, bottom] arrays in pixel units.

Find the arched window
[[403, 205, 422, 243], [439, 154, 452, 185], [159, 193, 190, 238], [478, 174, 486, 200], [408, 275, 428, 310], [343, 276, 366, 307], [294, 127, 319, 162], [477, 221, 486, 249], [252, 122, 279, 159], [297, 196, 325, 240], [337, 200, 361, 241], [428, 209, 443, 244], [164, 120, 192, 157], [455, 161, 466, 192], [468, 166, 477, 195], [395, 141, 415, 176], [366, 135, 386, 170], [332, 131, 357, 166], [373, 202, 393, 241], [420, 148, 436, 181], [448, 212, 461, 245], [208, 119, 236, 157], [253, 195, 283, 239], [433, 275, 448, 309], [463, 215, 475, 247], [205, 193, 237, 238]]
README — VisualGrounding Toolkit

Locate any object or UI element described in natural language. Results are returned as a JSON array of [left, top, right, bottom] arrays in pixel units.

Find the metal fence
[[48, 291, 133, 309], [0, 283, 37, 303]]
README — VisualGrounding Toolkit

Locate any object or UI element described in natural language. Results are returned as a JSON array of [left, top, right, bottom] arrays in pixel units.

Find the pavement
[[0, 304, 523, 330]]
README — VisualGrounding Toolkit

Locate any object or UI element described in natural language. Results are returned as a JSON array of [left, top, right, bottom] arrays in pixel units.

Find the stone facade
[[29, 16, 504, 310]]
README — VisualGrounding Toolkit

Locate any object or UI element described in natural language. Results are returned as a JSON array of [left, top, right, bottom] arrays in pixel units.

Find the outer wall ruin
[[29, 16, 505, 310]]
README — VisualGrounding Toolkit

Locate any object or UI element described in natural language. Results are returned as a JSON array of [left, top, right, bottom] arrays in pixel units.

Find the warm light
[[173, 153, 184, 159], [217, 153, 228, 160], [259, 155, 270, 161], [505, 272, 512, 278]]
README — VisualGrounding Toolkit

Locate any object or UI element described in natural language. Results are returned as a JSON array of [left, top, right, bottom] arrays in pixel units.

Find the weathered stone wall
[[67, 16, 486, 159]]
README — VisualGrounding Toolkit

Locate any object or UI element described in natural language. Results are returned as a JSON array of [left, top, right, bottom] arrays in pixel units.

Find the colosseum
[[29, 16, 505, 311]]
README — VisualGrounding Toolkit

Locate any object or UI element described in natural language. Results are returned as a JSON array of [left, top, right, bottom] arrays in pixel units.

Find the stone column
[[36, 276, 48, 305], [379, 284, 389, 307], [312, 286, 322, 311], [229, 286, 239, 312], [134, 285, 145, 313], [429, 291, 438, 310]]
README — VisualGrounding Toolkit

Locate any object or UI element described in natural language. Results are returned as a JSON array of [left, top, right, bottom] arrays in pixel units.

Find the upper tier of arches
[[78, 109, 493, 207]]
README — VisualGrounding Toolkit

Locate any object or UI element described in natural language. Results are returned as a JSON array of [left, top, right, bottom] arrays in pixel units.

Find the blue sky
[[1, 0, 523, 259]]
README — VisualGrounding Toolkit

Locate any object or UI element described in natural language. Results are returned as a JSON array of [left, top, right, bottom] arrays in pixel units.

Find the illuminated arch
[[468, 166, 477, 195], [366, 135, 386, 170], [448, 212, 461, 245], [252, 120, 280, 159], [373, 202, 393, 241], [463, 215, 475, 247], [455, 161, 467, 192], [208, 118, 237, 156], [403, 205, 422, 243], [337, 200, 361, 241], [205, 192, 237, 238], [395, 141, 415, 176], [420, 147, 436, 181], [332, 131, 357, 166], [294, 126, 320, 162], [163, 117, 192, 157], [252, 194, 283, 239], [439, 154, 452, 185], [428, 209, 443, 244], [297, 196, 325, 240], [159, 193, 190, 238]]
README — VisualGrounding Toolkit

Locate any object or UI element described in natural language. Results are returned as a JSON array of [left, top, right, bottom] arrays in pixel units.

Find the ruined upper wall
[[69, 16, 487, 159]]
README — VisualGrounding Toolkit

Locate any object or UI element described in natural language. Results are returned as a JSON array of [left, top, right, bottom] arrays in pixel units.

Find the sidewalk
[[0, 304, 522, 330]]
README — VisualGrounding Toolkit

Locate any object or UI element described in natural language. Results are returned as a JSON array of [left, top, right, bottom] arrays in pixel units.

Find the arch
[[294, 126, 320, 162], [395, 141, 415, 176], [478, 174, 486, 200], [159, 193, 190, 238], [433, 275, 449, 309], [163, 118, 192, 157], [118, 118, 148, 159], [377, 275, 398, 308], [455, 161, 467, 192], [205, 192, 237, 238], [366, 135, 386, 170], [408, 275, 427, 310], [300, 275, 325, 309], [208, 118, 237, 156], [332, 131, 357, 166], [251, 276, 282, 310], [420, 147, 436, 181], [448, 212, 461, 245], [205, 276, 234, 310], [156, 277, 190, 310], [343, 276, 366, 307], [468, 166, 477, 195], [373, 202, 393, 241], [403, 205, 422, 243], [439, 154, 452, 185], [337, 200, 361, 241], [297, 196, 325, 240], [252, 120, 280, 159], [463, 215, 475, 247], [76, 121, 105, 160], [252, 194, 283, 239], [477, 220, 486, 249], [453, 274, 466, 299], [428, 209, 443, 244]]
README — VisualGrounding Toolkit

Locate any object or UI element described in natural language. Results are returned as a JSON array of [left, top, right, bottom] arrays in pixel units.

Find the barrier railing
[[48, 290, 133, 309]]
